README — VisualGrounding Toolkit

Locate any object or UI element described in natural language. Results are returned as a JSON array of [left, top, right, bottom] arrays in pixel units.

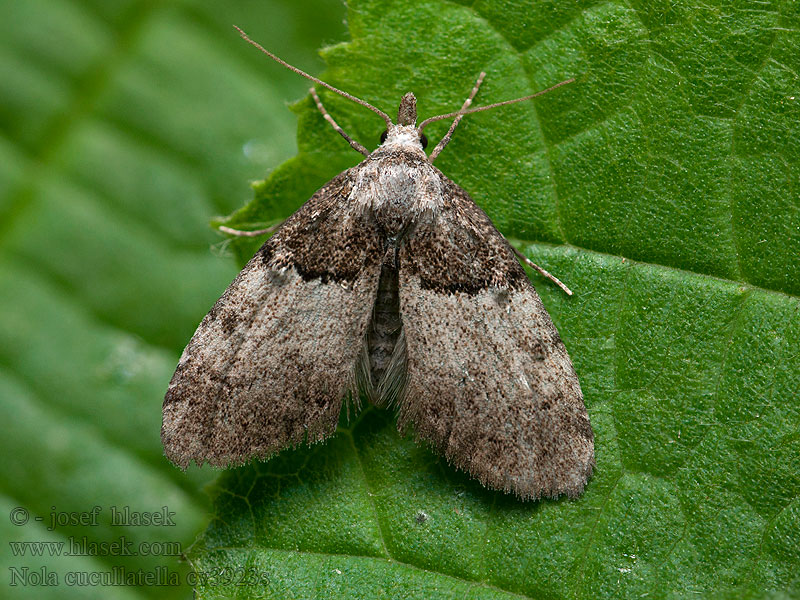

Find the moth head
[[378, 93, 428, 152], [379, 125, 428, 151], [397, 92, 417, 126]]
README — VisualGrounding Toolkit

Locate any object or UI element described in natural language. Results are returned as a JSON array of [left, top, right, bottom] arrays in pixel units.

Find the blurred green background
[[0, 1, 345, 598]]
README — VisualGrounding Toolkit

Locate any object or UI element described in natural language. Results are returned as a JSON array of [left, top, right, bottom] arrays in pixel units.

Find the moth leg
[[218, 222, 282, 237], [428, 72, 486, 162], [310, 87, 370, 157], [511, 245, 573, 296]]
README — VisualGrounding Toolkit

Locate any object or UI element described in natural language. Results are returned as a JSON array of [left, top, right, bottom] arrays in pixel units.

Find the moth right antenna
[[234, 26, 393, 128], [418, 77, 575, 133]]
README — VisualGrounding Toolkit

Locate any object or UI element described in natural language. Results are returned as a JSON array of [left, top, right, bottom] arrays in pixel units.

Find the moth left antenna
[[234, 26, 393, 128]]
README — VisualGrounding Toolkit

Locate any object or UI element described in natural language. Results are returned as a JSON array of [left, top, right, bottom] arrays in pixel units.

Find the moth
[[162, 27, 594, 500]]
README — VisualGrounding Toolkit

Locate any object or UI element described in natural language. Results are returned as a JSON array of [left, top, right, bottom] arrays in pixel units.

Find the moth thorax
[[397, 93, 417, 126], [360, 160, 430, 235]]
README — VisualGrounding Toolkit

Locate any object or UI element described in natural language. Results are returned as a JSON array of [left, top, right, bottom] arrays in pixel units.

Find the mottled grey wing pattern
[[162, 171, 384, 468], [397, 178, 594, 500]]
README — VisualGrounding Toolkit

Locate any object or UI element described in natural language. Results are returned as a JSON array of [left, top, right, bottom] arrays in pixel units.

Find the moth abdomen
[[369, 262, 401, 380], [356, 253, 408, 407]]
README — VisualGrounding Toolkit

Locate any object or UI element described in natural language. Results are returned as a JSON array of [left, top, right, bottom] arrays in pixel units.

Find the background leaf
[[0, 1, 345, 598], [1, 0, 798, 599]]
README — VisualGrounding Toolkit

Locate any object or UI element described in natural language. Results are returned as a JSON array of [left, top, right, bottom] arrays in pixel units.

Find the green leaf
[[199, 0, 800, 599]]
